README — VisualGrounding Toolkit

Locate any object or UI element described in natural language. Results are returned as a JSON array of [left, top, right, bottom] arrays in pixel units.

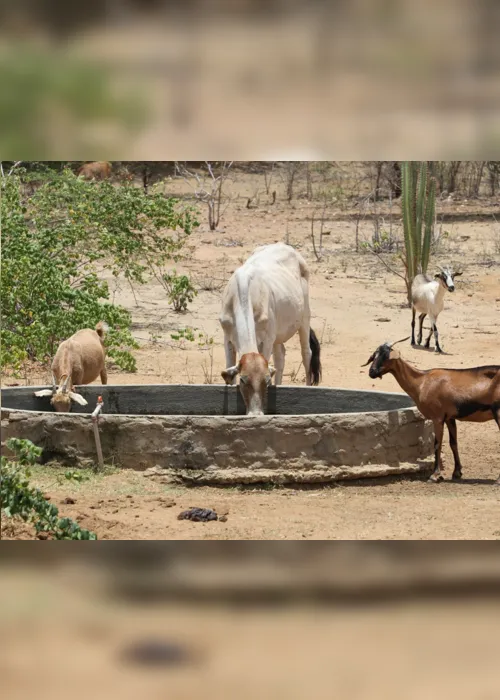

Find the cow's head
[[221, 352, 275, 415], [34, 374, 88, 412]]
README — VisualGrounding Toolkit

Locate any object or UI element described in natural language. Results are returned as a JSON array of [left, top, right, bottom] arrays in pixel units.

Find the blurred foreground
[[1, 0, 499, 158], [1, 544, 500, 700]]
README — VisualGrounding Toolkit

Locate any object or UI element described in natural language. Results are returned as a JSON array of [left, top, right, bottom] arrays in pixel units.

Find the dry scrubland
[[3, 165, 500, 539]]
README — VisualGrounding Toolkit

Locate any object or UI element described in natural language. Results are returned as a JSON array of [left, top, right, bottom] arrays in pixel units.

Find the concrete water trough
[[1, 384, 434, 484]]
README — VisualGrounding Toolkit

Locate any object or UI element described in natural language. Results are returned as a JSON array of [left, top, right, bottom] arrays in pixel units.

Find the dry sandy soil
[[2, 564, 500, 700], [3, 167, 499, 539]]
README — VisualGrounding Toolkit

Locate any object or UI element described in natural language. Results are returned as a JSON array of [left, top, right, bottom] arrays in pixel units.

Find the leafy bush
[[1, 438, 97, 540], [162, 271, 198, 312], [1, 168, 198, 372]]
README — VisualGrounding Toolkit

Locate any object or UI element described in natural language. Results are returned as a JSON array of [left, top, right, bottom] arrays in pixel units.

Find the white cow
[[219, 242, 321, 415]]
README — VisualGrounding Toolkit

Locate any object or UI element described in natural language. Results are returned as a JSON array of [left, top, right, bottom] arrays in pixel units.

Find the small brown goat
[[362, 338, 500, 484], [77, 161, 112, 181], [34, 322, 108, 412]]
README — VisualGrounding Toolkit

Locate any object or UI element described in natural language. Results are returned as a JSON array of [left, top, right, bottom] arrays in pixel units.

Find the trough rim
[[1, 383, 421, 419]]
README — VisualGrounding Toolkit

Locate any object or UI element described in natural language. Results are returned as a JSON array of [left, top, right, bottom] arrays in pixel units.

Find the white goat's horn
[[61, 375, 71, 393]]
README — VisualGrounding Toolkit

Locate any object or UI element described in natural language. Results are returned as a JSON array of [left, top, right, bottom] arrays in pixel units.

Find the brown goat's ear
[[361, 354, 375, 367], [69, 392, 88, 406]]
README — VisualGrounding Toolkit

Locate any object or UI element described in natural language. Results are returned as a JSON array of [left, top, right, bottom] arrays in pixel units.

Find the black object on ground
[[178, 507, 218, 522], [120, 639, 198, 667]]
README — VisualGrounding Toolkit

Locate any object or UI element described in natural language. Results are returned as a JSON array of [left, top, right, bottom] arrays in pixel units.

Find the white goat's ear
[[268, 364, 276, 378], [34, 389, 53, 398], [69, 392, 88, 406], [221, 365, 239, 384]]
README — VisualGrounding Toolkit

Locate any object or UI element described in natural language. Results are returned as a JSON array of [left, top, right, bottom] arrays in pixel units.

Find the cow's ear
[[221, 365, 239, 384]]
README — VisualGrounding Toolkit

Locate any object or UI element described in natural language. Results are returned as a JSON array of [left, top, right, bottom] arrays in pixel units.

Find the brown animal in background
[[362, 338, 500, 484], [77, 161, 112, 181], [34, 322, 108, 412]]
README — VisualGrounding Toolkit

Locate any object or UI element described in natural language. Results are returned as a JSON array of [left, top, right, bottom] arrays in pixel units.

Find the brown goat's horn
[[390, 336, 410, 347]]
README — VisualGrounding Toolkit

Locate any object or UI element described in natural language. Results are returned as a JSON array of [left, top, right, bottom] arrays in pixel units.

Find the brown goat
[[77, 161, 112, 181], [34, 322, 108, 412], [362, 338, 500, 484]]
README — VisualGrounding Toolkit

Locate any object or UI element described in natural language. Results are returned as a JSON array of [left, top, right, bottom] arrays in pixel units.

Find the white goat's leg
[[272, 343, 286, 385], [298, 324, 313, 386], [427, 314, 443, 353], [424, 316, 434, 349], [224, 336, 237, 385]]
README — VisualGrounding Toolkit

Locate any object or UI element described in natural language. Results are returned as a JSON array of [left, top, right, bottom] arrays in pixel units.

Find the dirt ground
[[2, 564, 500, 700], [3, 166, 500, 539]]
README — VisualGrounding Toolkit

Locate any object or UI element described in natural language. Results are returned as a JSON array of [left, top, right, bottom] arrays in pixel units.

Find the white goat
[[219, 242, 321, 415], [34, 322, 108, 411], [411, 265, 462, 353]]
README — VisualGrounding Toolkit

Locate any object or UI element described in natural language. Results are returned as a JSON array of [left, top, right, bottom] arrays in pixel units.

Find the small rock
[[158, 498, 176, 508], [61, 497, 76, 505], [219, 514, 228, 522], [375, 317, 391, 323], [43, 493, 51, 501]]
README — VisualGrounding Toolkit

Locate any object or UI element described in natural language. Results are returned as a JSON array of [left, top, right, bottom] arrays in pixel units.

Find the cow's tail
[[308, 328, 322, 386]]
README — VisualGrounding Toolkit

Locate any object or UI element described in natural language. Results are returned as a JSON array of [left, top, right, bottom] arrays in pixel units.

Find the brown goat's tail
[[95, 321, 109, 339]]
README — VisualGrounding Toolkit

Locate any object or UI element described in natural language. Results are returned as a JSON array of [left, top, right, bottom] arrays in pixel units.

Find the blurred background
[[1, 543, 500, 700], [0, 0, 499, 158]]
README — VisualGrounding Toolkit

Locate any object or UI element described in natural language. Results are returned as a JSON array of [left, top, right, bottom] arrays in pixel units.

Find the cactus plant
[[401, 161, 437, 305]]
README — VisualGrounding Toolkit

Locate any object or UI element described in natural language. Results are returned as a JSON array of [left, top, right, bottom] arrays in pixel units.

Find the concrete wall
[[1, 389, 434, 484]]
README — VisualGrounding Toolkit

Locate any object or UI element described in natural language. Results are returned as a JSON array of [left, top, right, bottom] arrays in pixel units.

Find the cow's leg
[[100, 367, 108, 385], [298, 323, 313, 386], [224, 336, 237, 385], [272, 343, 286, 385]]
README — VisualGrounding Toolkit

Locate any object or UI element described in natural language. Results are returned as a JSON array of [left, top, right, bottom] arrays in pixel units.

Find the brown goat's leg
[[447, 418, 463, 480], [100, 367, 108, 385], [428, 420, 445, 482]]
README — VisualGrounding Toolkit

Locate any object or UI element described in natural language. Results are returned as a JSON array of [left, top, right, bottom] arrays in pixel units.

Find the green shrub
[[1, 438, 97, 540], [1, 168, 198, 372], [162, 271, 198, 313]]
